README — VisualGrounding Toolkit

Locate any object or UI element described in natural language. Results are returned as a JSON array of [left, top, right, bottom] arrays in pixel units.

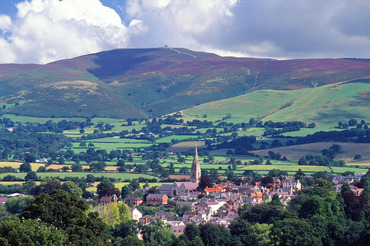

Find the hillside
[[183, 81, 370, 126], [0, 47, 370, 120], [250, 142, 370, 163]]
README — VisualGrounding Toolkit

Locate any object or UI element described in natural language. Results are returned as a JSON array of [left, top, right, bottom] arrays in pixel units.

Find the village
[[98, 147, 366, 237]]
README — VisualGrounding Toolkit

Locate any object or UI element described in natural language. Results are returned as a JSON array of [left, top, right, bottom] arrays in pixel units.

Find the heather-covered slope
[[0, 47, 370, 119]]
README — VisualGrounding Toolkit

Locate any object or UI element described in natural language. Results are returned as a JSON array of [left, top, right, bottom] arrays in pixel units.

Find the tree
[[241, 203, 297, 224], [25, 171, 38, 181], [210, 169, 218, 181], [354, 154, 362, 161], [71, 164, 82, 172], [198, 175, 213, 191], [249, 223, 272, 246], [96, 202, 130, 227], [298, 157, 308, 165], [24, 153, 36, 163], [184, 223, 200, 241], [270, 193, 283, 206], [341, 182, 362, 221], [260, 176, 273, 187], [61, 181, 83, 197], [19, 162, 32, 172], [268, 169, 282, 177], [20, 189, 107, 245], [90, 161, 107, 172], [142, 221, 176, 246], [191, 236, 205, 246], [117, 160, 125, 166], [0, 218, 67, 245], [229, 217, 252, 245], [270, 218, 322, 246], [5, 196, 34, 214], [97, 178, 115, 198], [58, 157, 65, 164], [121, 185, 131, 199], [86, 174, 95, 185], [129, 179, 140, 191], [121, 235, 144, 246], [199, 223, 233, 246], [348, 119, 358, 126]]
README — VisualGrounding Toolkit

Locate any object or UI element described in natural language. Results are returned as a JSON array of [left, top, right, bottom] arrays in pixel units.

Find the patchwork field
[[250, 142, 370, 162]]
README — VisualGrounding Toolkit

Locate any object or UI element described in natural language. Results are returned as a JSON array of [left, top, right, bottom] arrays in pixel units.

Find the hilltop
[[0, 47, 369, 122]]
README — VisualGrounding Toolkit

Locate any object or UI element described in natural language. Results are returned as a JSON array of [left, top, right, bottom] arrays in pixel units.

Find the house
[[171, 182, 198, 197], [282, 178, 301, 191], [167, 221, 186, 235], [0, 197, 8, 205], [124, 196, 143, 206], [158, 184, 173, 197], [98, 194, 118, 203], [8, 193, 26, 197], [129, 207, 143, 221], [99, 195, 112, 203], [146, 194, 168, 205], [204, 186, 224, 195]]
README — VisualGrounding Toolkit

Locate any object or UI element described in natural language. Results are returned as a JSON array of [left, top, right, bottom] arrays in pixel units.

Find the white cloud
[[0, 15, 12, 30], [1, 0, 129, 64], [1, 0, 370, 63], [125, 0, 370, 59]]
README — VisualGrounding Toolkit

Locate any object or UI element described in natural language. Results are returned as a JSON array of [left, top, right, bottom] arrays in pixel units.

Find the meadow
[[0, 172, 159, 181]]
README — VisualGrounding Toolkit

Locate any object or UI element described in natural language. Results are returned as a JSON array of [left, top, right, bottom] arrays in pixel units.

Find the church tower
[[190, 146, 201, 183]]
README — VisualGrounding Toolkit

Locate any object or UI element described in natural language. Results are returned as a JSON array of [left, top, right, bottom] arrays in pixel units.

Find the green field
[[156, 135, 199, 143], [0, 172, 158, 181], [183, 82, 370, 127]]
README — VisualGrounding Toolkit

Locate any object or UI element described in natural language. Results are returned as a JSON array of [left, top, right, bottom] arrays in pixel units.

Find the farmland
[[0, 105, 369, 191]]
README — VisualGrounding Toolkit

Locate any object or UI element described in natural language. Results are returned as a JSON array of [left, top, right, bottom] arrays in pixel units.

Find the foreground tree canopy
[[20, 189, 107, 245]]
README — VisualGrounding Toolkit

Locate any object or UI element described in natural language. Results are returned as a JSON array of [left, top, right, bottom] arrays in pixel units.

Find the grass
[[183, 82, 370, 127], [251, 142, 370, 162], [0, 172, 159, 180], [156, 135, 199, 143], [0, 162, 45, 171]]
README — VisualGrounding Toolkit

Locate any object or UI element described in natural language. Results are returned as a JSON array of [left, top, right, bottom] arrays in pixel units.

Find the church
[[158, 146, 201, 197], [190, 146, 201, 183]]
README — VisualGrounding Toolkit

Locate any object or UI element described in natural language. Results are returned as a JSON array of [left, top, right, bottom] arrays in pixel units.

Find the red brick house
[[146, 194, 168, 205], [124, 196, 143, 206]]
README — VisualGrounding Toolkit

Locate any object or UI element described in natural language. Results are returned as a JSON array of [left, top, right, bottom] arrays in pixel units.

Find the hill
[[183, 81, 370, 126], [250, 142, 370, 163], [0, 47, 370, 120]]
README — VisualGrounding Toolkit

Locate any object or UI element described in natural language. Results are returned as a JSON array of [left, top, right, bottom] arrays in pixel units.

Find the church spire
[[190, 145, 201, 183]]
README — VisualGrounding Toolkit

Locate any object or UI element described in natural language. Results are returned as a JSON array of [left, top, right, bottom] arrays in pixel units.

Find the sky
[[0, 0, 370, 64]]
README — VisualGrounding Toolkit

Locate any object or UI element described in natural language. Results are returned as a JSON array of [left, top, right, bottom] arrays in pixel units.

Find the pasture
[[250, 142, 370, 162], [0, 172, 159, 181]]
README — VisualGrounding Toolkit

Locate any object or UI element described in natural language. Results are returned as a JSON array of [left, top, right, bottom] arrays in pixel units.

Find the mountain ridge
[[0, 47, 370, 121]]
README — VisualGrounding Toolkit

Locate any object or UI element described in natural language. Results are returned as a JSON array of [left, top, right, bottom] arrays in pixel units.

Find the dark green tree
[[270, 218, 322, 246], [121, 185, 131, 199], [20, 189, 107, 245], [97, 178, 115, 198], [0, 218, 67, 245], [5, 196, 35, 214], [25, 171, 38, 181], [129, 179, 140, 191], [121, 235, 144, 246], [198, 175, 213, 191], [19, 162, 32, 172], [184, 223, 200, 241], [270, 194, 283, 206], [229, 217, 252, 245]]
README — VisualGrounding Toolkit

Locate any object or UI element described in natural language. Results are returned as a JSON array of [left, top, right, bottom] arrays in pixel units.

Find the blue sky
[[0, 0, 370, 64]]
